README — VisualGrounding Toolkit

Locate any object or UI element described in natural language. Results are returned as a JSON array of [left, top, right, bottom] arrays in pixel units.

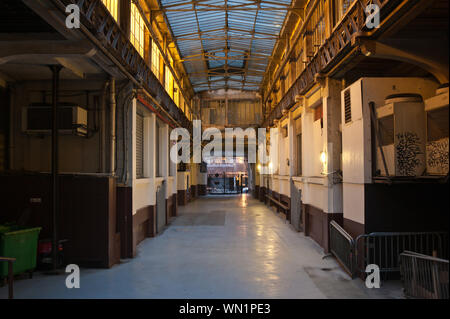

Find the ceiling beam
[[192, 0, 211, 90], [242, 0, 260, 90]]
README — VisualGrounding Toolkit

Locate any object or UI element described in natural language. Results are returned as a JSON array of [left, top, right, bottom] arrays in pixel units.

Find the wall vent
[[344, 89, 351, 123]]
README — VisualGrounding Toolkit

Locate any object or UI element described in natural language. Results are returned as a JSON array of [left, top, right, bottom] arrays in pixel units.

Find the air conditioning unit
[[22, 105, 87, 136], [375, 94, 425, 177], [341, 77, 437, 183], [425, 84, 449, 175]]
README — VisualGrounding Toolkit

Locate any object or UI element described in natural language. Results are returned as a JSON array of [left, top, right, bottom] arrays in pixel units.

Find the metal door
[[156, 181, 166, 233], [290, 180, 303, 231]]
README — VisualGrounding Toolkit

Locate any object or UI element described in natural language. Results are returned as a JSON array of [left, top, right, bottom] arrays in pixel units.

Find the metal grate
[[136, 114, 144, 178], [330, 221, 355, 277], [344, 89, 351, 123], [400, 251, 449, 299], [355, 232, 449, 276]]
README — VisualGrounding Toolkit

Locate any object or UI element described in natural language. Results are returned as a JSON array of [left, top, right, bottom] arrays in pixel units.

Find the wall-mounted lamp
[[257, 164, 261, 172], [320, 151, 327, 165]]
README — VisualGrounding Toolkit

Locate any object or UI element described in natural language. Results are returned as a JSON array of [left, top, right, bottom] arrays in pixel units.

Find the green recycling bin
[[0, 226, 41, 278]]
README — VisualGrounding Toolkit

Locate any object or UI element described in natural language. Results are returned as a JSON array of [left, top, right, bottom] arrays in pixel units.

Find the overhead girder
[[158, 0, 294, 92]]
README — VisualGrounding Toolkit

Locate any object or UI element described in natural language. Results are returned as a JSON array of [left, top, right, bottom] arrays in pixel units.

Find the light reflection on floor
[[0, 194, 403, 299]]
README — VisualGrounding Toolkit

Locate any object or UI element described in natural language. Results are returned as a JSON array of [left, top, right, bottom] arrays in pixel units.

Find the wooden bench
[[0, 257, 16, 299], [265, 194, 290, 218]]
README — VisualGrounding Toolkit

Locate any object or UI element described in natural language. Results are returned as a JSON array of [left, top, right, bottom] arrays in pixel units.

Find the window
[[296, 46, 304, 76], [310, 0, 325, 54], [165, 65, 174, 98], [136, 113, 144, 178], [174, 83, 180, 107], [101, 0, 118, 21], [151, 39, 161, 78], [334, 0, 353, 25], [130, 3, 146, 57]]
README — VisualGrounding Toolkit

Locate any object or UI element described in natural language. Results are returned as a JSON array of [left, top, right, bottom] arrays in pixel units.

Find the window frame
[[130, 2, 146, 57]]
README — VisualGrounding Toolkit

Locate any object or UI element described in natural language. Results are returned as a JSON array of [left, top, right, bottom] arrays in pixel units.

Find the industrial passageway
[[1, 195, 400, 299]]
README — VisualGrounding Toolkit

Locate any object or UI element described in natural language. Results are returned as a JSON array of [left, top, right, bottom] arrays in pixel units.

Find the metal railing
[[355, 232, 449, 277], [400, 251, 449, 299], [55, 0, 192, 131], [262, 0, 397, 127], [330, 221, 355, 277]]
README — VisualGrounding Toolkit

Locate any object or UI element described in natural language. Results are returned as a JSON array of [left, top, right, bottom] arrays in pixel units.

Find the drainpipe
[[49, 64, 62, 271], [8, 86, 14, 170], [100, 81, 109, 173], [110, 77, 116, 175]]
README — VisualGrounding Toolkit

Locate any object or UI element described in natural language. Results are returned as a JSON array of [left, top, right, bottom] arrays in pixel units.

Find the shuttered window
[[344, 89, 352, 123], [136, 114, 144, 178]]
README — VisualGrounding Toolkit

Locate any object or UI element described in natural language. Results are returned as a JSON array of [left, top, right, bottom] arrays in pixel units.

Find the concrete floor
[[1, 194, 403, 299]]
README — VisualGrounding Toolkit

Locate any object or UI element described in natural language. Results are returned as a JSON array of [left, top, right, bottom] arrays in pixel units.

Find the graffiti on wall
[[427, 138, 449, 174], [396, 132, 422, 176]]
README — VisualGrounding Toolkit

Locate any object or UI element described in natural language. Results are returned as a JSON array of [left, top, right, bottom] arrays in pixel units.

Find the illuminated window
[[130, 3, 146, 57], [334, 0, 353, 25], [101, 0, 118, 21], [165, 65, 174, 98], [151, 39, 161, 78], [174, 83, 180, 107]]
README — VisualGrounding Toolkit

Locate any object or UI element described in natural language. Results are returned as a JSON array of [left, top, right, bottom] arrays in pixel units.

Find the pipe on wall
[[100, 81, 109, 173], [8, 85, 14, 170], [110, 77, 116, 175], [122, 90, 136, 186], [49, 64, 62, 271]]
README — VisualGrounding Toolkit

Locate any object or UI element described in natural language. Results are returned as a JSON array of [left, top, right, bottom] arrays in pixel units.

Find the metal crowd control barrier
[[328, 225, 449, 282], [329, 221, 355, 277], [355, 232, 449, 277], [400, 251, 449, 299]]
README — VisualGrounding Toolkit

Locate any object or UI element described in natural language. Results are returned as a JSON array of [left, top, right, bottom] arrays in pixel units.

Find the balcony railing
[[55, 0, 192, 130], [262, 0, 396, 127]]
